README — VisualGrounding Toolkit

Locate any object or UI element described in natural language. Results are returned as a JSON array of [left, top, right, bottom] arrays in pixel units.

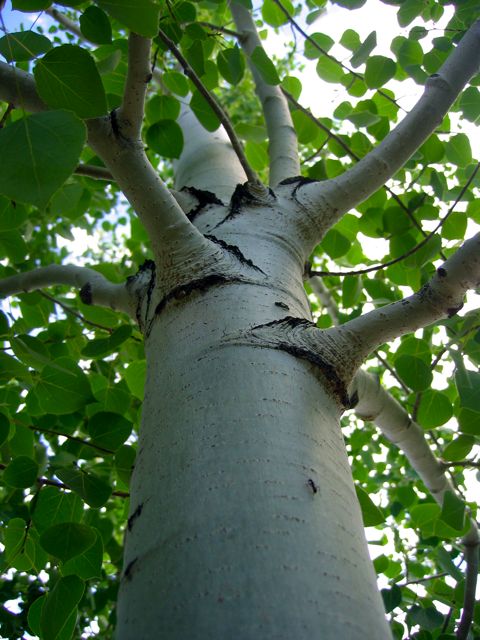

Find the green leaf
[[0, 111, 86, 208], [0, 412, 10, 446], [115, 444, 135, 484], [80, 6, 112, 44], [443, 434, 474, 462], [439, 491, 465, 531], [162, 71, 189, 97], [342, 276, 362, 308], [416, 390, 453, 428], [397, 0, 424, 26], [0, 31, 52, 62], [88, 411, 132, 450], [217, 45, 245, 85], [355, 486, 385, 526], [364, 56, 396, 88], [459, 87, 480, 123], [333, 0, 366, 8], [304, 32, 334, 59], [11, 334, 51, 370], [3, 455, 38, 488], [321, 228, 350, 259], [455, 365, 480, 412], [251, 47, 280, 85], [395, 354, 433, 391], [34, 45, 108, 119], [95, 0, 160, 37], [146, 120, 184, 159], [381, 585, 402, 613], [445, 134, 472, 167], [146, 95, 181, 123], [36, 357, 92, 415], [62, 530, 103, 580], [32, 487, 84, 533], [245, 141, 268, 171], [40, 575, 84, 640], [261, 0, 294, 26], [40, 522, 96, 562], [56, 467, 112, 508], [350, 31, 377, 68], [124, 360, 146, 399], [12, 0, 51, 9], [410, 503, 441, 529], [316, 56, 344, 83], [281, 75, 302, 100], [458, 407, 480, 436], [81, 324, 132, 359], [4, 517, 44, 571], [190, 90, 221, 132]]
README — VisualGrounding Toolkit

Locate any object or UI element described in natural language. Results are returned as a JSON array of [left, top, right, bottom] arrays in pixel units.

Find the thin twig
[[272, 0, 404, 112], [157, 28, 260, 185], [39, 291, 114, 333], [0, 102, 13, 128], [36, 476, 130, 498], [281, 88, 431, 239], [29, 424, 114, 455], [398, 571, 448, 586], [441, 459, 480, 469], [310, 162, 480, 277], [199, 22, 241, 38], [75, 164, 115, 181], [456, 537, 479, 639]]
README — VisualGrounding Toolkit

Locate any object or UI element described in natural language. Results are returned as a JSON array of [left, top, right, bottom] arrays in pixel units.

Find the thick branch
[[0, 60, 46, 112], [75, 164, 114, 180], [0, 264, 135, 317], [230, 2, 300, 186], [327, 233, 480, 372], [352, 370, 479, 639], [296, 19, 480, 235], [157, 28, 260, 186], [45, 7, 84, 39], [117, 33, 152, 139]]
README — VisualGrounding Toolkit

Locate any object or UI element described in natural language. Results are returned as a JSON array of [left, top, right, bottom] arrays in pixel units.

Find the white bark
[[0, 264, 134, 316], [117, 225, 391, 639], [230, 2, 300, 186], [295, 19, 480, 241], [174, 107, 247, 202], [117, 33, 152, 140]]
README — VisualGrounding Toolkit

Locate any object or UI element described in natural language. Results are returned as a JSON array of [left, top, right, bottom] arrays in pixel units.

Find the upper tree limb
[[295, 19, 480, 241], [324, 233, 480, 376], [0, 264, 135, 318], [230, 1, 300, 186]]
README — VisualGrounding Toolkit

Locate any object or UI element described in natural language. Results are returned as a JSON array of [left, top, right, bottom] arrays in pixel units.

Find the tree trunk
[[116, 214, 391, 637]]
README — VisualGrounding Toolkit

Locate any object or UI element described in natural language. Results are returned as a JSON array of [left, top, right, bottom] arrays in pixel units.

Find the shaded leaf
[[40, 522, 96, 562], [0, 111, 86, 208]]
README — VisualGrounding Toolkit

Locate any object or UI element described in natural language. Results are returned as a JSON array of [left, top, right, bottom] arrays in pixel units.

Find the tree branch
[[351, 370, 480, 640], [75, 164, 114, 181], [0, 264, 135, 317], [0, 60, 46, 112], [310, 162, 480, 277], [230, 1, 300, 186], [117, 33, 152, 139], [157, 28, 260, 187], [295, 19, 480, 237], [326, 232, 480, 373], [45, 7, 84, 40]]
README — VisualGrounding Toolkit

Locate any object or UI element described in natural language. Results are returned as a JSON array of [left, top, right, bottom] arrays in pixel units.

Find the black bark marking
[[110, 109, 120, 138], [307, 478, 318, 494], [205, 235, 265, 273], [127, 502, 144, 532], [278, 175, 318, 196], [123, 558, 138, 582], [346, 390, 359, 409], [155, 274, 243, 316], [80, 282, 92, 305], [437, 267, 447, 278], [129, 260, 156, 327], [447, 302, 463, 318], [182, 187, 224, 222], [251, 317, 349, 405], [214, 183, 275, 228], [275, 301, 290, 310]]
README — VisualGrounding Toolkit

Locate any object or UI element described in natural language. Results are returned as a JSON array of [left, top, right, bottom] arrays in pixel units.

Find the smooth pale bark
[[117, 220, 391, 639]]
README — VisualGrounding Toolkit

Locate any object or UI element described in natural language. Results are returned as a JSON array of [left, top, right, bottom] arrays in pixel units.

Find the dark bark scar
[[123, 558, 138, 581], [128, 502, 144, 532]]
